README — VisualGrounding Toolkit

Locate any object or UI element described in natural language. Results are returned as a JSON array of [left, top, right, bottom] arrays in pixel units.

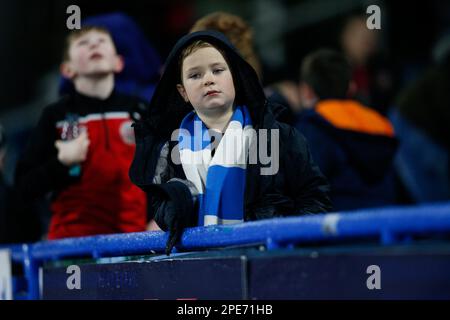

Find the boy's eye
[[77, 40, 88, 46], [188, 73, 200, 79], [213, 68, 224, 74]]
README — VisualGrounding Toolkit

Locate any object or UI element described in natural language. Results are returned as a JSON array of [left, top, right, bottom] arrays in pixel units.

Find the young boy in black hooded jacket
[[129, 31, 331, 255]]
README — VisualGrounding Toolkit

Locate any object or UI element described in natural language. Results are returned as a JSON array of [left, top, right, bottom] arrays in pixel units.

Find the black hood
[[146, 31, 267, 138]]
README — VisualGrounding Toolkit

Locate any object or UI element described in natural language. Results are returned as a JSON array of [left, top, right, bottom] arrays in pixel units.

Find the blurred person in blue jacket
[[389, 32, 450, 203], [0, 125, 8, 239], [295, 49, 399, 211]]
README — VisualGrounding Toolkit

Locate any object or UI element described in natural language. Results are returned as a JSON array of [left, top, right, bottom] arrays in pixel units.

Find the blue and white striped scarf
[[178, 106, 254, 226]]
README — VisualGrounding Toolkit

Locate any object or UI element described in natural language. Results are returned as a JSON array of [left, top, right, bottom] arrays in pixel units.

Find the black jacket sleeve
[[129, 120, 197, 255], [129, 118, 164, 188], [14, 106, 72, 201], [249, 126, 332, 221], [147, 181, 197, 231], [286, 127, 332, 214]]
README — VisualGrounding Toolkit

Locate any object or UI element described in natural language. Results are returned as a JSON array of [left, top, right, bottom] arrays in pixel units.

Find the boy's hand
[[55, 131, 90, 166], [146, 219, 162, 231], [147, 181, 196, 256]]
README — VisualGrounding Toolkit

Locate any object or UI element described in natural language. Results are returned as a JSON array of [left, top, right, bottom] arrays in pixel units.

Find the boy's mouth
[[89, 52, 104, 60], [205, 90, 220, 97]]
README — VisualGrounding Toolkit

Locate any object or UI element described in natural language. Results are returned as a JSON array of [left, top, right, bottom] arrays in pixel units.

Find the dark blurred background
[[1, 0, 450, 183]]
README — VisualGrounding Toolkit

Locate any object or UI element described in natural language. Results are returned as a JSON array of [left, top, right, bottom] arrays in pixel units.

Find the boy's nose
[[89, 40, 101, 49], [204, 74, 215, 86]]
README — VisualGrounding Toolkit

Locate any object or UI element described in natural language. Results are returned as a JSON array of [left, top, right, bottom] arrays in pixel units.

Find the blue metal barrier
[[3, 201, 450, 299]]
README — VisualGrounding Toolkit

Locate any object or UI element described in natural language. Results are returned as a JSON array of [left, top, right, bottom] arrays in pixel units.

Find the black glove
[[149, 181, 196, 255]]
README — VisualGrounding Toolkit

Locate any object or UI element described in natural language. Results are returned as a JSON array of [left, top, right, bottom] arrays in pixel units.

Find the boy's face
[[61, 30, 123, 79], [177, 46, 235, 115]]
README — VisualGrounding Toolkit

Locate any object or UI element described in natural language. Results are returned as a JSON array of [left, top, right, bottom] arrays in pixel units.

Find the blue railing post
[[22, 244, 40, 300]]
